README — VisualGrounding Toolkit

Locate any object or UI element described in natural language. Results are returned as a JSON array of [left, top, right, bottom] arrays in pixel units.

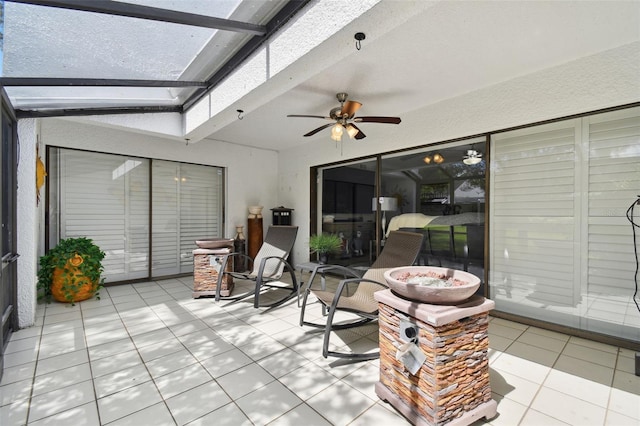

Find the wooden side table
[[247, 217, 263, 261]]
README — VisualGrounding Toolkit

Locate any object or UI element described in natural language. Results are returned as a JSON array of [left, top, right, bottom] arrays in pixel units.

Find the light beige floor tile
[[615, 351, 637, 374], [137, 337, 184, 362], [567, 336, 618, 354], [154, 364, 212, 400], [543, 368, 611, 407], [504, 341, 560, 367], [87, 338, 136, 362], [486, 395, 527, 426], [97, 380, 163, 424], [4, 335, 40, 354], [168, 319, 208, 336], [278, 362, 339, 400], [608, 386, 640, 420], [94, 364, 152, 398], [487, 334, 513, 352], [106, 402, 175, 426], [0, 398, 29, 426], [257, 347, 311, 378], [36, 349, 88, 377], [28, 380, 96, 423], [605, 409, 640, 426], [9, 325, 42, 341], [165, 381, 231, 425], [349, 402, 406, 426], [306, 381, 375, 426], [184, 402, 252, 426], [216, 363, 275, 400], [91, 349, 143, 378], [0, 378, 32, 406], [129, 328, 174, 347], [237, 333, 287, 361], [515, 329, 567, 353], [612, 369, 640, 395], [33, 363, 92, 396], [489, 369, 540, 407], [200, 348, 254, 378], [562, 342, 618, 368], [235, 380, 303, 425], [519, 408, 569, 425], [553, 354, 614, 386], [28, 401, 100, 426], [4, 347, 39, 368], [490, 352, 551, 384], [84, 327, 131, 347], [268, 402, 332, 425], [145, 348, 199, 379], [0, 361, 36, 385], [530, 386, 606, 425], [340, 362, 380, 401]]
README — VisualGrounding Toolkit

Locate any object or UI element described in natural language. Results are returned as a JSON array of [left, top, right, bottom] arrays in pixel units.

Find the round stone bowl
[[248, 205, 263, 215], [384, 266, 481, 304], [194, 238, 234, 249]]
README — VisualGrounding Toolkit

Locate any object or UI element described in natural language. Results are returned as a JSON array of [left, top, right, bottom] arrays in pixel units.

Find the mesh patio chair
[[215, 225, 299, 308], [299, 230, 424, 360]]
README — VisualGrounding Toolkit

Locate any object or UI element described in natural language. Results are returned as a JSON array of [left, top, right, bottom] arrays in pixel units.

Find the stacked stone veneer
[[193, 248, 234, 298], [375, 290, 495, 426]]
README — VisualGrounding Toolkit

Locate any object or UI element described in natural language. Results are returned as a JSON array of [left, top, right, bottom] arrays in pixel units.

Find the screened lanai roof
[[0, 0, 307, 117]]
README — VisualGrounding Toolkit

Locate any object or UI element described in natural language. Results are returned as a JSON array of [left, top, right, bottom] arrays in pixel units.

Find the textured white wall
[[278, 43, 640, 265], [16, 119, 39, 327]]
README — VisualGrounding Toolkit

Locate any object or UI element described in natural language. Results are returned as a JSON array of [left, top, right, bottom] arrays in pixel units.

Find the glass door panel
[[319, 159, 377, 267], [380, 139, 487, 285]]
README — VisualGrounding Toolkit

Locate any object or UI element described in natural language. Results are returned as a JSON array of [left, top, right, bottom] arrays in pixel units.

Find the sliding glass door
[[48, 148, 224, 283]]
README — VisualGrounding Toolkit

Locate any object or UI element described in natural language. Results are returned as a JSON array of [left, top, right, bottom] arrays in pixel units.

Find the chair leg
[[321, 303, 379, 360]]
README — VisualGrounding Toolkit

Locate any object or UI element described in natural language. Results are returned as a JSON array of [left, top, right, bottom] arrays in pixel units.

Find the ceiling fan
[[287, 92, 401, 141], [463, 148, 483, 165]]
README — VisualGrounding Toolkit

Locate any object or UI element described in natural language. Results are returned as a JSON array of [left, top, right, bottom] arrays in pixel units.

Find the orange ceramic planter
[[50, 255, 98, 303]]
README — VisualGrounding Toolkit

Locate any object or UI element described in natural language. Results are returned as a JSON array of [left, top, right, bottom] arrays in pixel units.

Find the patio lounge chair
[[299, 230, 424, 360], [215, 225, 299, 308]]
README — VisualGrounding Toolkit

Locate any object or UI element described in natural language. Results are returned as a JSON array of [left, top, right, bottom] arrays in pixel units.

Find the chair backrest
[[362, 230, 424, 285], [251, 225, 298, 277]]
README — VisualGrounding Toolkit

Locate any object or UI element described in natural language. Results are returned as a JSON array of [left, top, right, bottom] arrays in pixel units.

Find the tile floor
[[1, 276, 639, 425]]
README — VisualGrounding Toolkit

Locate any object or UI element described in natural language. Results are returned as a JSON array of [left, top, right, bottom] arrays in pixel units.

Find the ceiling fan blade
[[341, 100, 362, 118], [287, 114, 332, 120], [354, 116, 402, 124], [349, 123, 366, 140], [303, 123, 334, 137]]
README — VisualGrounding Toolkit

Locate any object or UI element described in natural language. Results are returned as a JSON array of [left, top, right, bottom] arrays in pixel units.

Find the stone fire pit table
[[374, 289, 497, 426]]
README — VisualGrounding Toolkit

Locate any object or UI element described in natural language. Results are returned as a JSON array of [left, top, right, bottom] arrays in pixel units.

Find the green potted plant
[[37, 237, 106, 304], [309, 233, 343, 264]]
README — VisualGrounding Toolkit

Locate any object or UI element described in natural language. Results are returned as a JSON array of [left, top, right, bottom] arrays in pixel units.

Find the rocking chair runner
[[214, 225, 299, 308], [299, 230, 424, 360]]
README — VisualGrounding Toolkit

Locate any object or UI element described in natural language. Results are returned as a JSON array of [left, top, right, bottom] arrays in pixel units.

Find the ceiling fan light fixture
[[433, 153, 444, 164], [463, 149, 482, 165], [331, 124, 343, 141], [345, 124, 358, 139]]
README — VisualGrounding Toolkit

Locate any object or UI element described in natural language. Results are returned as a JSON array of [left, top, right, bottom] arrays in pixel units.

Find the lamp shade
[[372, 197, 398, 212]]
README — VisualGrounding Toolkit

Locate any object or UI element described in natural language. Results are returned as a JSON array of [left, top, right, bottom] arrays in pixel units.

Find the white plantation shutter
[[57, 151, 150, 282], [584, 109, 640, 332], [490, 120, 580, 309], [53, 150, 224, 282], [490, 107, 640, 341], [152, 161, 223, 276]]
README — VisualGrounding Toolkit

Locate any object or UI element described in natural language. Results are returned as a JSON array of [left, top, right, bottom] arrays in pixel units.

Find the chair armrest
[[304, 264, 362, 292]]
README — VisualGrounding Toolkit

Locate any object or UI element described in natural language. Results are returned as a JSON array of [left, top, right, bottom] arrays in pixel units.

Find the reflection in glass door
[[380, 139, 487, 285], [319, 159, 377, 267]]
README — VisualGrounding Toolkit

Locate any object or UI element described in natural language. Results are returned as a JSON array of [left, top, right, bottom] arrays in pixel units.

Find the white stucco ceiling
[[200, 0, 640, 152]]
